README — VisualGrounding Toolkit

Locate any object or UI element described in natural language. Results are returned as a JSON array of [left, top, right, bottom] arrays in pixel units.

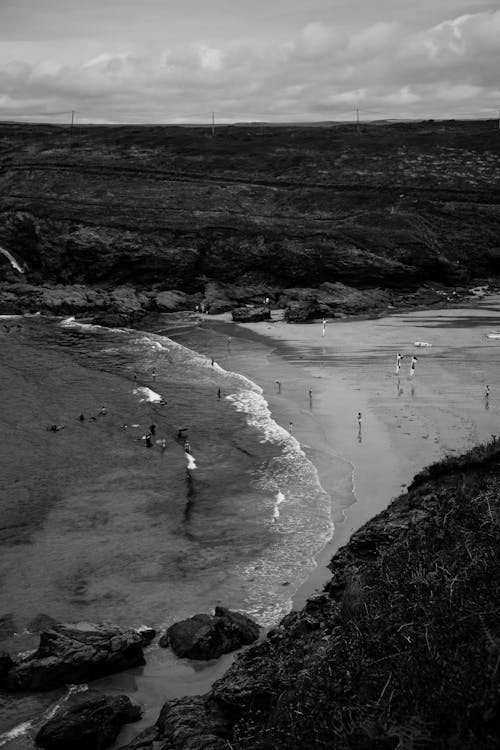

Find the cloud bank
[[0, 9, 499, 122]]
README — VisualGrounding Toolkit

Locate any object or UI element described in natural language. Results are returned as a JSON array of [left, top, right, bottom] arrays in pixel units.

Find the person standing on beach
[[289, 422, 293, 434], [357, 412, 362, 428], [322, 318, 327, 337], [227, 336, 232, 349], [409, 356, 417, 378], [396, 353, 403, 375], [276, 381, 281, 394], [485, 384, 490, 409], [309, 388, 312, 406], [145, 433, 152, 448], [184, 440, 191, 454], [217, 388, 221, 399]]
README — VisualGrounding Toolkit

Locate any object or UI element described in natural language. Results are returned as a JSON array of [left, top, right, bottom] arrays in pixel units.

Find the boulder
[[154, 290, 190, 311], [159, 607, 260, 660], [27, 613, 59, 634], [118, 696, 229, 750], [231, 306, 270, 323], [5, 622, 146, 691], [109, 286, 149, 314], [284, 300, 318, 322], [35, 690, 141, 750], [136, 626, 156, 647]]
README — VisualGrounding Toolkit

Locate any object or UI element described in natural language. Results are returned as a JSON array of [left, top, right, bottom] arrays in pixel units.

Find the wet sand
[[217, 297, 500, 605]]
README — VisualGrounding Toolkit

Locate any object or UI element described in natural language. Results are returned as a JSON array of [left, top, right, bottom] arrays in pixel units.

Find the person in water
[[152, 368, 157, 382], [217, 388, 221, 399], [145, 433, 152, 448], [48, 424, 65, 432], [150, 423, 156, 436], [99, 406, 107, 415], [184, 440, 191, 454], [78, 413, 85, 422]]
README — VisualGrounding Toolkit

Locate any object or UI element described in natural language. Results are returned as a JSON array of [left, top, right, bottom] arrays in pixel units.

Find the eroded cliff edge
[[118, 439, 500, 750], [1, 121, 499, 299]]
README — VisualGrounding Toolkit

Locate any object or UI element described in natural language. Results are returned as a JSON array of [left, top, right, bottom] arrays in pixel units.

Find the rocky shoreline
[[0, 276, 497, 328], [2, 441, 499, 749]]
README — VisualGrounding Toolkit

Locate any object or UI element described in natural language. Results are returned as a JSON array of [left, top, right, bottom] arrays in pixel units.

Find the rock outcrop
[[231, 306, 270, 322], [4, 622, 146, 691], [35, 690, 141, 750], [159, 607, 260, 660]]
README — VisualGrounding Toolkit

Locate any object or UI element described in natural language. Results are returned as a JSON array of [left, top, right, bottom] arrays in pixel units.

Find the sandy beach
[[203, 296, 500, 605]]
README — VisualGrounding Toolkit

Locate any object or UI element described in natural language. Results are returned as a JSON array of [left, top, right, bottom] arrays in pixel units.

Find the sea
[[0, 313, 345, 746]]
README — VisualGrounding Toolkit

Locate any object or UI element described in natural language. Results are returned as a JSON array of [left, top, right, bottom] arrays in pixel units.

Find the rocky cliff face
[[1, 121, 499, 293]]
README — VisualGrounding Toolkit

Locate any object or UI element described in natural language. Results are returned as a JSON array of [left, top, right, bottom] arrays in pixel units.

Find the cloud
[[0, 8, 499, 121]]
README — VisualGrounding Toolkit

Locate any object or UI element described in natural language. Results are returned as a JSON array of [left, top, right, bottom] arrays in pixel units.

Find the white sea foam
[[0, 314, 22, 319], [60, 317, 103, 332], [133, 386, 162, 403], [272, 490, 285, 520], [0, 720, 32, 746], [0, 684, 88, 747], [186, 452, 197, 470]]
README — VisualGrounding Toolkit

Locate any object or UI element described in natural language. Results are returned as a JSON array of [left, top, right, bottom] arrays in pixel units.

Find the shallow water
[[0, 315, 346, 745]]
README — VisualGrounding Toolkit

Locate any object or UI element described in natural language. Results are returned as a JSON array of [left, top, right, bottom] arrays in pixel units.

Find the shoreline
[[208, 295, 500, 610]]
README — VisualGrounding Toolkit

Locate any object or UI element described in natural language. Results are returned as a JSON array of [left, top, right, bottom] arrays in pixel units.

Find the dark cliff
[[1, 121, 500, 293]]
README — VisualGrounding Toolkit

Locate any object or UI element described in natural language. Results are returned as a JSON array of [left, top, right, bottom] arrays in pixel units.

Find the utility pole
[[70, 110, 74, 132], [356, 108, 360, 135], [211, 111, 215, 137]]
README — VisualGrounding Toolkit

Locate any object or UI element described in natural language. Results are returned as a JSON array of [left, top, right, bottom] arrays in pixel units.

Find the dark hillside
[[1, 120, 499, 292]]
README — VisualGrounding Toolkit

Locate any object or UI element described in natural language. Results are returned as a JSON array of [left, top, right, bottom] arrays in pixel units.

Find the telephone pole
[[211, 111, 215, 137], [70, 110, 75, 132], [356, 108, 360, 135]]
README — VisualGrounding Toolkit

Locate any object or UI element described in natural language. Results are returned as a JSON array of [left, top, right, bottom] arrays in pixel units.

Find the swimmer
[[99, 406, 107, 415], [78, 413, 85, 422], [159, 438, 167, 453], [217, 388, 221, 399], [47, 424, 65, 432], [152, 368, 157, 382], [184, 440, 191, 454], [145, 433, 152, 448]]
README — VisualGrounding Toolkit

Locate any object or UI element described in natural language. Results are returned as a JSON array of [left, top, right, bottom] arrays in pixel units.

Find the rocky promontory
[[119, 439, 500, 750]]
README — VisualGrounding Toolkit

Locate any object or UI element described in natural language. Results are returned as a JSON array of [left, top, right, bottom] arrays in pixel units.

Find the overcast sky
[[0, 0, 498, 123]]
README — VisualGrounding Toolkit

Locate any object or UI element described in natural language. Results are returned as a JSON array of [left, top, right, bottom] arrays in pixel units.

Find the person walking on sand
[[409, 355, 417, 378], [396, 352, 403, 375]]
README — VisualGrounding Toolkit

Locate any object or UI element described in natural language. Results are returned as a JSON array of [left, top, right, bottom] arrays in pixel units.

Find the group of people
[[396, 353, 418, 377]]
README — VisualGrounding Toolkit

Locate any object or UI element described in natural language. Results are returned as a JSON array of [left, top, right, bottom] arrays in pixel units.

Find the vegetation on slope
[[215, 439, 500, 750]]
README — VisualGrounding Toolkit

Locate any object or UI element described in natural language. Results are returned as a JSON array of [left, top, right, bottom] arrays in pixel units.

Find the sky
[[0, 0, 499, 123]]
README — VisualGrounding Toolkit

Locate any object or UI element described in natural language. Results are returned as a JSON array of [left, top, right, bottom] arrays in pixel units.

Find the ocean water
[[0, 314, 338, 743]]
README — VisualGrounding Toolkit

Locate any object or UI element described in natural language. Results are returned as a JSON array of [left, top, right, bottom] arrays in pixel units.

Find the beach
[[1, 297, 500, 748]]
